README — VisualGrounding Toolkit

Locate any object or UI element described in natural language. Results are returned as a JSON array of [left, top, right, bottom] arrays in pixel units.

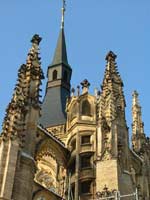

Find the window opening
[[80, 155, 91, 169], [80, 181, 91, 194], [81, 135, 91, 145], [81, 100, 91, 116], [52, 70, 57, 80]]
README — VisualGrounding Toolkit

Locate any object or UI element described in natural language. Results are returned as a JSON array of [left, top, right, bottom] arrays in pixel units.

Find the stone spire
[[96, 52, 132, 195], [132, 91, 146, 152], [0, 35, 44, 200], [100, 51, 126, 123], [1, 34, 44, 141]]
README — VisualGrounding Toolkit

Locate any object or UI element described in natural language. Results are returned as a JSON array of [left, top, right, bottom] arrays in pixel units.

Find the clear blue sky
[[0, 0, 150, 138]]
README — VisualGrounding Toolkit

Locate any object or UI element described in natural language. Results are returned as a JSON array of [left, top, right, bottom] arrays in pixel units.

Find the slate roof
[[51, 28, 70, 68], [39, 25, 71, 128], [39, 87, 69, 128]]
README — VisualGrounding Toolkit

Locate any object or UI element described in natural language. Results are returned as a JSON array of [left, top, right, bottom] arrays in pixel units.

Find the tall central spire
[[39, 0, 72, 128], [51, 0, 70, 67]]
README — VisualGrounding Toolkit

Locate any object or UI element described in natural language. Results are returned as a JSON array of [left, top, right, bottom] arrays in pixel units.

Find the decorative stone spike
[[99, 51, 125, 124], [132, 90, 146, 152], [80, 79, 90, 94], [77, 85, 80, 96], [1, 34, 44, 141], [31, 34, 42, 45], [105, 51, 117, 62]]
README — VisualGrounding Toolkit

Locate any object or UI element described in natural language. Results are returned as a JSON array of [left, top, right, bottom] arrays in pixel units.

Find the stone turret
[[0, 34, 44, 200]]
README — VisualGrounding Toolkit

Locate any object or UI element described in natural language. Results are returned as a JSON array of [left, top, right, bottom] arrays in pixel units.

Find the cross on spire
[[61, 0, 66, 29]]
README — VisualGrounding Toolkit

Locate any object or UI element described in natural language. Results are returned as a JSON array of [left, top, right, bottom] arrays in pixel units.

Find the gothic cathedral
[[0, 2, 150, 200]]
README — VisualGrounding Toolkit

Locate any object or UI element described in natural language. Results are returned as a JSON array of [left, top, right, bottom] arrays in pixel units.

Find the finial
[[105, 51, 117, 62], [71, 87, 75, 97], [132, 90, 139, 106], [77, 85, 80, 96], [132, 90, 139, 98], [31, 34, 42, 45], [80, 79, 90, 94], [61, 0, 66, 29]]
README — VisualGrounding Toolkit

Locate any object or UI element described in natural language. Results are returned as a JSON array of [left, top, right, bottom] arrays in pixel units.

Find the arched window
[[63, 70, 68, 82], [81, 100, 91, 116], [52, 70, 57, 80]]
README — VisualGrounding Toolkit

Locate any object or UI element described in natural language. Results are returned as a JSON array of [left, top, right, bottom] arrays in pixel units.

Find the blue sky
[[0, 0, 150, 138]]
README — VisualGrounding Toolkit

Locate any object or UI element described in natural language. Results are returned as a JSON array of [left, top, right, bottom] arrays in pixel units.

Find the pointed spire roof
[[51, 0, 70, 68], [51, 28, 69, 67], [39, 1, 72, 128]]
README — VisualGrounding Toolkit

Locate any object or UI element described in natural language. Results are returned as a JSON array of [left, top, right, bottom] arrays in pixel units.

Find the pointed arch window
[[81, 100, 91, 116], [52, 70, 58, 80]]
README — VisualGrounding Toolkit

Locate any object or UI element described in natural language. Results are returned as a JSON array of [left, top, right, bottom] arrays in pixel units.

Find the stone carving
[[100, 51, 125, 125], [1, 34, 44, 143], [101, 148, 112, 161], [48, 125, 65, 138], [36, 169, 56, 191], [37, 196, 46, 200], [130, 165, 136, 185], [80, 79, 90, 94], [96, 185, 116, 199], [100, 117, 112, 161]]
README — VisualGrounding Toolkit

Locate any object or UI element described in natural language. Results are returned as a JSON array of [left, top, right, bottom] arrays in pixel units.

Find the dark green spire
[[51, 28, 69, 66], [51, 0, 70, 67], [39, 1, 72, 128]]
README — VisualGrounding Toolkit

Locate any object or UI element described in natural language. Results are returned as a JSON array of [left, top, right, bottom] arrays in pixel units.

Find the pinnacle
[[1, 35, 44, 139], [132, 90, 140, 107], [80, 79, 90, 89], [31, 34, 42, 45], [105, 51, 117, 62], [132, 90, 138, 98], [80, 79, 90, 94]]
